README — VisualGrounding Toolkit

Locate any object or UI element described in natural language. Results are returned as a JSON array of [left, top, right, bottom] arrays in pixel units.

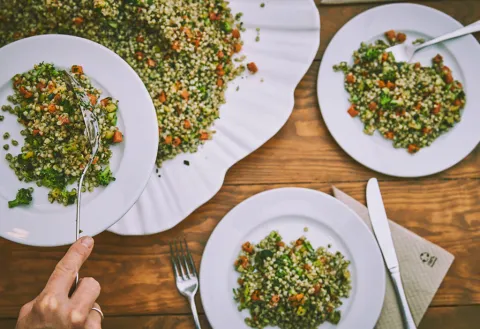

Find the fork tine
[[169, 241, 181, 279], [184, 238, 197, 277], [174, 239, 187, 280], [178, 239, 192, 279]]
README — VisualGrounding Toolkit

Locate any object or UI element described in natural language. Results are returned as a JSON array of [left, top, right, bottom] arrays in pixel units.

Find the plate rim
[[317, 3, 480, 178], [199, 187, 386, 329], [0, 34, 158, 246]]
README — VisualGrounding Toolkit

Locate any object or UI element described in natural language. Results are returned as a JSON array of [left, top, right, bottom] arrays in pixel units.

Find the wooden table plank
[[1, 1, 479, 328], [224, 60, 480, 186], [1, 180, 478, 318], [1, 305, 478, 329]]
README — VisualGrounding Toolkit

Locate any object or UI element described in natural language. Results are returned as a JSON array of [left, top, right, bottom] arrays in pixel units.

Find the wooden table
[[1, 1, 479, 328]]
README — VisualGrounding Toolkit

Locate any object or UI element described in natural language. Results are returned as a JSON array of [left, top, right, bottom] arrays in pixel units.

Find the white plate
[[200, 188, 385, 329], [108, 0, 320, 235], [0, 35, 158, 246], [318, 3, 480, 178]]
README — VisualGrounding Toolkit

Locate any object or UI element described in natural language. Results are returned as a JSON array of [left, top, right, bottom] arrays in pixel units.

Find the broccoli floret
[[60, 189, 77, 206], [8, 187, 34, 208], [364, 48, 380, 61], [97, 166, 116, 186], [40, 168, 66, 189]]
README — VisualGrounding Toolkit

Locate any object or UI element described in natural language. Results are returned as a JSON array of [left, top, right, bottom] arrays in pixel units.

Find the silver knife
[[366, 178, 417, 329]]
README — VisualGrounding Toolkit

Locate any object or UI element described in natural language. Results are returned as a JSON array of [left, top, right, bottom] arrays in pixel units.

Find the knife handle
[[391, 267, 417, 329]]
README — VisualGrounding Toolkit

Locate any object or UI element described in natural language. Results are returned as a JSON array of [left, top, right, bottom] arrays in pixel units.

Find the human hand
[[16, 236, 102, 329]]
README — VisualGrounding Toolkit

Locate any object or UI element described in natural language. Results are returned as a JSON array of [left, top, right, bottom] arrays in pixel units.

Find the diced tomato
[[158, 91, 167, 103], [233, 43, 242, 53], [432, 103, 441, 115], [180, 89, 189, 100], [433, 54, 443, 64], [422, 127, 432, 135], [346, 73, 355, 84], [48, 104, 56, 113], [113, 131, 123, 143], [72, 17, 83, 25], [382, 52, 389, 62], [347, 104, 359, 117], [147, 58, 157, 68], [59, 116, 70, 125], [247, 62, 258, 74], [378, 80, 386, 88], [172, 41, 180, 51], [397, 32, 407, 43], [32, 129, 40, 136], [385, 30, 396, 42], [200, 132, 209, 140], [369, 102, 378, 111], [71, 65, 83, 74], [387, 81, 396, 90], [173, 137, 181, 146], [164, 135, 172, 145], [385, 131, 394, 140], [36, 82, 45, 90], [100, 97, 110, 107], [408, 144, 420, 154], [232, 29, 240, 38]]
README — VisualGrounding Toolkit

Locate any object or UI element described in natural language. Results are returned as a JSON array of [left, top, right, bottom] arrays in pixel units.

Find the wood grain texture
[[1, 180, 479, 318], [1, 305, 479, 329], [0, 1, 478, 328]]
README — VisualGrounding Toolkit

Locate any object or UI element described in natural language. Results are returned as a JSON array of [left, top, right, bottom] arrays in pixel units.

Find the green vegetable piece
[[222, 22, 232, 33], [105, 131, 114, 140], [364, 48, 380, 61], [328, 310, 342, 324], [97, 166, 116, 186], [40, 168, 67, 189], [296, 306, 306, 316], [105, 103, 117, 113], [8, 187, 34, 208]]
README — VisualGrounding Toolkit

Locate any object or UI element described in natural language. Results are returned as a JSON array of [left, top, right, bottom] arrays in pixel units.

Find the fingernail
[[81, 236, 94, 248]]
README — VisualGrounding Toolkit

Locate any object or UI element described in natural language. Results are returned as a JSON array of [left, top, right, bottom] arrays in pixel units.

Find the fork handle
[[416, 20, 480, 51], [188, 296, 202, 329]]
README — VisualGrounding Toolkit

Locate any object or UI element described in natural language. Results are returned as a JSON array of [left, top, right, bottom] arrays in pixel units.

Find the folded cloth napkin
[[321, 0, 393, 4], [332, 186, 454, 329]]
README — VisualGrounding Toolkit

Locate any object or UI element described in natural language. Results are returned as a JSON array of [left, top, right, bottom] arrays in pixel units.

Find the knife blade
[[366, 178, 399, 271], [367, 178, 417, 329]]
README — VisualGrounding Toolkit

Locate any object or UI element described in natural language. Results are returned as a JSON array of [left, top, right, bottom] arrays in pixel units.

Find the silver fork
[[387, 20, 480, 62], [62, 70, 101, 290], [170, 239, 202, 329]]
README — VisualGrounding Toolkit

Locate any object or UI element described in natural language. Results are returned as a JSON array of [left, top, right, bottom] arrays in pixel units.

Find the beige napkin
[[332, 187, 454, 329], [320, 0, 392, 4]]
